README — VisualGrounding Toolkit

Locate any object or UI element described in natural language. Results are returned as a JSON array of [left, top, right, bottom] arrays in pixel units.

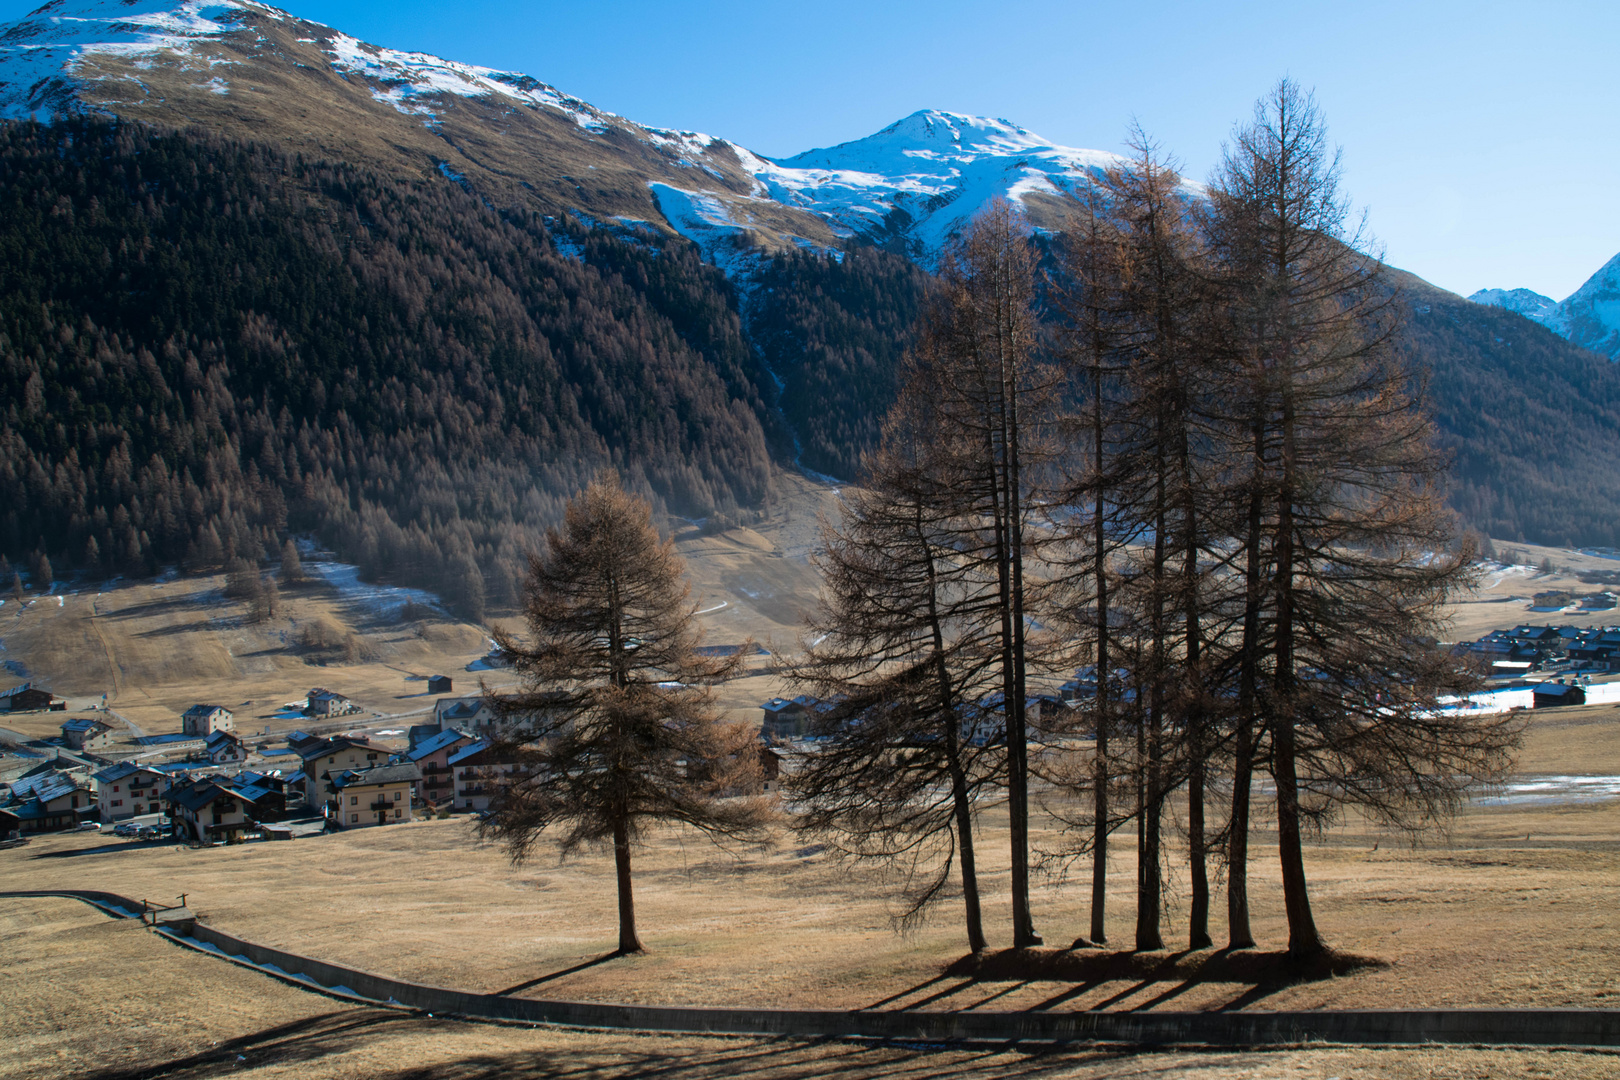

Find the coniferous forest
[[4, 117, 1620, 619]]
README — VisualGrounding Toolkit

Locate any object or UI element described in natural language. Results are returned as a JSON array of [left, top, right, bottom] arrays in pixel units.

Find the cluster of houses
[[0, 684, 534, 845], [1453, 624, 1620, 675]]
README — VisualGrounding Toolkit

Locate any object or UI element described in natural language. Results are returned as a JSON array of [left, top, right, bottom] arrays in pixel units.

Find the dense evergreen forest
[[5, 118, 1620, 619], [1395, 281, 1620, 548], [0, 118, 777, 617]]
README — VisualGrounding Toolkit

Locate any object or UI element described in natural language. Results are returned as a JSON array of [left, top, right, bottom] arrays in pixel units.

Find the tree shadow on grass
[[75, 1015, 1160, 1080], [495, 951, 623, 996], [932, 945, 1386, 1015]]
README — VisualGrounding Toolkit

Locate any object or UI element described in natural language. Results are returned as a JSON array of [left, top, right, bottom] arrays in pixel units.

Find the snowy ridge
[[0, 0, 268, 118], [2, 3, 1185, 268], [320, 30, 608, 131], [1467, 287, 1558, 324], [1470, 252, 1620, 360]]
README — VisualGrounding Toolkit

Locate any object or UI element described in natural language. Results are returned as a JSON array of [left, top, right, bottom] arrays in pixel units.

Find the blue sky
[[6, 0, 1616, 299]]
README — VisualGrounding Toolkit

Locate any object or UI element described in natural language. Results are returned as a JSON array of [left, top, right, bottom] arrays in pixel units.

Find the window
[[393, 808, 401, 818], [393, 791, 401, 801], [350, 795, 357, 806], [112, 799, 122, 807], [328, 757, 335, 764], [350, 813, 358, 823], [113, 785, 120, 792]]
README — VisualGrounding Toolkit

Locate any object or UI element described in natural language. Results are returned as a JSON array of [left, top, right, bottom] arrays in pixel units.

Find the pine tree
[[481, 472, 770, 955]]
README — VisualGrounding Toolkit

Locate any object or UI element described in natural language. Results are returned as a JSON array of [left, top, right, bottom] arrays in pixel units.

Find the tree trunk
[[1273, 715, 1322, 958], [948, 752, 988, 954], [613, 813, 643, 954], [1088, 357, 1111, 947], [1227, 714, 1256, 949], [1187, 752, 1211, 949]]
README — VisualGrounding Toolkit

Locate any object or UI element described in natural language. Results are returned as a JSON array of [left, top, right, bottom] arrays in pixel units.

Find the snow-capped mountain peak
[[0, 2, 1151, 267], [1467, 287, 1559, 323]]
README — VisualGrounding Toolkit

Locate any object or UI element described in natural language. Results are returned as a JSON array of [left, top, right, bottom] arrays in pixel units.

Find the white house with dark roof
[[306, 689, 356, 717], [181, 705, 234, 736], [204, 730, 248, 765], [60, 717, 115, 751], [94, 763, 175, 821]]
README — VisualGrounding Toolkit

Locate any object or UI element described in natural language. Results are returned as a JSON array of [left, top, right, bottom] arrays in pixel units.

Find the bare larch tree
[[480, 472, 769, 955]]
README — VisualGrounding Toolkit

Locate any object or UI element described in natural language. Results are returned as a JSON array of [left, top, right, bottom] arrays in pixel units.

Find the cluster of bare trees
[[793, 81, 1520, 960]]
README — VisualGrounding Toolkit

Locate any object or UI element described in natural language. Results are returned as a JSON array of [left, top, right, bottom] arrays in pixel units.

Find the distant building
[[1, 683, 55, 712], [181, 705, 234, 736], [2, 770, 92, 832], [433, 696, 497, 733], [305, 689, 356, 717], [427, 675, 453, 694], [449, 740, 522, 813], [165, 780, 254, 843], [329, 762, 422, 828], [60, 717, 115, 752], [294, 735, 391, 812], [0, 806, 19, 841], [204, 730, 248, 766], [405, 728, 477, 807]]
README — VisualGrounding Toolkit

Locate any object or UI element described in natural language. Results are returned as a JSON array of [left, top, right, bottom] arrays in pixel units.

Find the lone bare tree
[[481, 472, 769, 955]]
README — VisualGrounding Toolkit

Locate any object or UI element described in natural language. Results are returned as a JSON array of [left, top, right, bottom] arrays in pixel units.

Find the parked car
[[113, 823, 139, 837], [74, 821, 101, 832], [136, 825, 162, 840]]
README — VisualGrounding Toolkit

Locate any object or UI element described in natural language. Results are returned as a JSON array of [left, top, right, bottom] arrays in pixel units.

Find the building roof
[[295, 734, 389, 761], [93, 762, 165, 785], [166, 781, 240, 813], [0, 682, 31, 699], [60, 717, 107, 733], [183, 704, 229, 717], [308, 688, 349, 702], [330, 762, 422, 789], [228, 781, 277, 803], [448, 739, 496, 767], [434, 697, 490, 721], [6, 771, 84, 805], [405, 728, 473, 761], [205, 730, 242, 749]]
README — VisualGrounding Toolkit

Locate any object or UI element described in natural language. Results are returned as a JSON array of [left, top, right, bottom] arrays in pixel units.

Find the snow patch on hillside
[[0, 0, 260, 117], [321, 31, 608, 132], [1467, 287, 1558, 323]]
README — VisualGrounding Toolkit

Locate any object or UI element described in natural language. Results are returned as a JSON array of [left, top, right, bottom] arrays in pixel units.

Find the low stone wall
[[7, 889, 1620, 1046]]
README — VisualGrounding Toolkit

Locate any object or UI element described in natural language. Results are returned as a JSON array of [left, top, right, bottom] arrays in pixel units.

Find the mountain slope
[[0, 118, 777, 615]]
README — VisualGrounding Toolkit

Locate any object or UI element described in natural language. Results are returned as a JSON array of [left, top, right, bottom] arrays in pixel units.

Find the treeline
[[793, 86, 1519, 958], [0, 118, 776, 617]]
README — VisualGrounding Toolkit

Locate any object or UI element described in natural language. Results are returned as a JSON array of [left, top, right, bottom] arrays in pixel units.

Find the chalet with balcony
[[449, 740, 522, 813], [405, 728, 477, 808], [204, 730, 247, 765], [294, 735, 391, 812], [94, 763, 175, 821], [1, 683, 56, 712], [165, 780, 254, 843], [2, 771, 93, 831], [330, 762, 422, 828]]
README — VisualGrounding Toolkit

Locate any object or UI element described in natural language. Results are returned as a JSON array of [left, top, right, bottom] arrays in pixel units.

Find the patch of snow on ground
[[1473, 775, 1620, 807], [305, 559, 445, 619]]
